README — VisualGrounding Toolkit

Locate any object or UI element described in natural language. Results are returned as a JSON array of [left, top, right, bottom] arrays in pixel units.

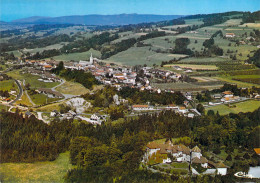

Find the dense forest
[[1, 102, 259, 182]]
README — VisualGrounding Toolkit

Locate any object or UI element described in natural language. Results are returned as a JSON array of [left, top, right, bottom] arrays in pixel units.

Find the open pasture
[[0, 152, 73, 183], [0, 80, 17, 91], [51, 48, 101, 61], [206, 100, 260, 116], [26, 43, 67, 54], [56, 81, 90, 95], [105, 46, 188, 66], [112, 31, 145, 44]]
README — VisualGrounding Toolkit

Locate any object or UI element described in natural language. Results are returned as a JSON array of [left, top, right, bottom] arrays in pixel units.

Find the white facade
[[217, 168, 227, 175], [192, 152, 202, 159]]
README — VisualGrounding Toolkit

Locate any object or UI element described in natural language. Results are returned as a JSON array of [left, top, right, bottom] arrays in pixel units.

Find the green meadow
[[0, 152, 73, 183]]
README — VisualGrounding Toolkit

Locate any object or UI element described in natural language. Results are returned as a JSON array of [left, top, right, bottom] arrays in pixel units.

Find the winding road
[[23, 79, 36, 106], [9, 79, 23, 105]]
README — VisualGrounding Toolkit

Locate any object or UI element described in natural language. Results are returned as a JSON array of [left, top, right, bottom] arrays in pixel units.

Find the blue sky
[[1, 0, 259, 22]]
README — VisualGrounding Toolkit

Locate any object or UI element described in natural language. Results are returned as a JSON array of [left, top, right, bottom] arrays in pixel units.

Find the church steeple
[[90, 52, 93, 64]]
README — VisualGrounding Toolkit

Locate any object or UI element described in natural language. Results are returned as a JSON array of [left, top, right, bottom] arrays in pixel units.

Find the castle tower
[[90, 53, 93, 64]]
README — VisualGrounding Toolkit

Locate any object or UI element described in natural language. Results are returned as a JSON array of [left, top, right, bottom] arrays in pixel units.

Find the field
[[55, 81, 90, 95], [0, 80, 17, 91], [51, 49, 101, 61], [151, 82, 224, 91], [206, 100, 260, 115], [105, 46, 187, 66], [112, 31, 145, 44], [35, 101, 67, 112], [239, 23, 260, 28], [164, 64, 218, 70], [179, 57, 229, 64], [15, 93, 33, 106], [215, 75, 260, 87], [6, 70, 60, 88], [30, 93, 60, 106], [0, 104, 9, 111], [0, 152, 73, 183], [24, 43, 67, 54]]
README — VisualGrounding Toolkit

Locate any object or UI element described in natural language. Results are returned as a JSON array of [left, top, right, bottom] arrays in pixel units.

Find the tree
[[196, 104, 205, 114], [226, 154, 232, 161]]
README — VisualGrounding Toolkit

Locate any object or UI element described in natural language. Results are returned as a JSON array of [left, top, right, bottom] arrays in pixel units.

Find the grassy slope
[[0, 80, 17, 91], [206, 100, 260, 115], [104, 46, 186, 66], [15, 93, 33, 106], [0, 152, 73, 183], [51, 48, 101, 61], [55, 81, 89, 95]]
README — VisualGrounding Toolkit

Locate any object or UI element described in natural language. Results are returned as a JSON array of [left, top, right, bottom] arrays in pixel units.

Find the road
[[9, 79, 23, 105], [23, 79, 36, 106]]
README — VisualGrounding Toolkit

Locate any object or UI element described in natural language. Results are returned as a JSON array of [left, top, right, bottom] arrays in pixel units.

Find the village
[[1, 53, 259, 125]]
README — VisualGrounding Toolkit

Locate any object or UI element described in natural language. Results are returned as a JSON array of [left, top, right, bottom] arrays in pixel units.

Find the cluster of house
[[50, 109, 106, 124], [131, 104, 198, 118], [24, 59, 57, 71], [143, 139, 228, 175], [209, 91, 242, 106], [22, 68, 62, 83]]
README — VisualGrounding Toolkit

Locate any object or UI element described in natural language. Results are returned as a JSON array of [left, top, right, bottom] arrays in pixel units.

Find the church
[[79, 53, 94, 66]]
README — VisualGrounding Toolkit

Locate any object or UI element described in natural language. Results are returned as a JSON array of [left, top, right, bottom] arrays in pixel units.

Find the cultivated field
[[164, 64, 218, 70]]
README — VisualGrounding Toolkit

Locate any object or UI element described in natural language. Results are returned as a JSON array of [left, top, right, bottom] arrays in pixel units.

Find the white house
[[225, 33, 235, 38], [216, 162, 228, 175], [192, 146, 202, 159]]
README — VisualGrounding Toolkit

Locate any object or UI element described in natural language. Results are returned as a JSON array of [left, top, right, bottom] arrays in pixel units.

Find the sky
[[1, 0, 259, 22]]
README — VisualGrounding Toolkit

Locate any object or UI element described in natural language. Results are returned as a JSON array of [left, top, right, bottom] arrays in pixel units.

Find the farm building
[[225, 33, 235, 38]]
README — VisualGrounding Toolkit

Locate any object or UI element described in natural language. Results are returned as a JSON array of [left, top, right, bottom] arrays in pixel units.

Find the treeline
[[65, 107, 260, 182], [0, 24, 75, 38], [1, 105, 260, 182], [0, 34, 74, 52], [242, 10, 260, 23], [61, 32, 119, 54], [0, 111, 74, 162], [27, 49, 61, 60], [83, 86, 186, 106], [247, 49, 260, 68], [101, 31, 166, 59], [173, 38, 193, 55]]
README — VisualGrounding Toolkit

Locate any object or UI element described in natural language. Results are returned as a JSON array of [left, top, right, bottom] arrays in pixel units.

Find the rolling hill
[[11, 14, 184, 25]]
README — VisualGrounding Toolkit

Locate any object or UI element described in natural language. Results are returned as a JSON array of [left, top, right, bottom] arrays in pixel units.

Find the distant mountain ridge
[[11, 14, 184, 25]]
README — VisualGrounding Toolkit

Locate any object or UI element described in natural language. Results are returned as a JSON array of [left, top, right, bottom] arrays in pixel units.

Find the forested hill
[[11, 14, 184, 25]]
